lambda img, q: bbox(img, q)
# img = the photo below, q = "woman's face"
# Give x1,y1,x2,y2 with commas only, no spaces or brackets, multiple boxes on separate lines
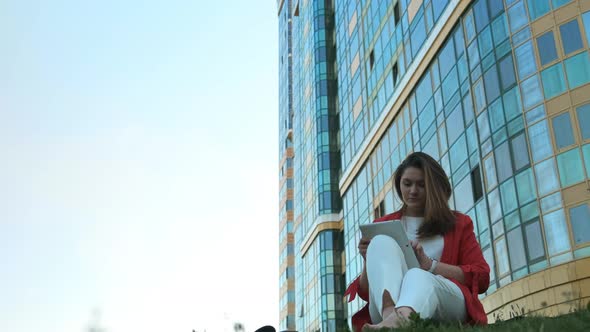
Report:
400,166,426,212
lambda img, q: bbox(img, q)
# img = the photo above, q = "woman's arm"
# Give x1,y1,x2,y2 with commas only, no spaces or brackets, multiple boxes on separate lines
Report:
431,261,464,284
411,240,465,284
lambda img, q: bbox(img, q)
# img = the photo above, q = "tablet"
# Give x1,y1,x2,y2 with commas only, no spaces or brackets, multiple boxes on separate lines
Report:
359,220,420,269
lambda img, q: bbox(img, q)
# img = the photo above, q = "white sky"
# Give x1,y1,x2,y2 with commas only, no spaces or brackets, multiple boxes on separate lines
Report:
0,1,279,331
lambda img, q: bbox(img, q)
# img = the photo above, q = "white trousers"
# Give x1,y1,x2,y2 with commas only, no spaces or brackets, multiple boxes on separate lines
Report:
366,235,466,323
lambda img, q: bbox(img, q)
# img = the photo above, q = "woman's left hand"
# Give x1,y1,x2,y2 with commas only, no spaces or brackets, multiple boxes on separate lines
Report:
410,240,433,271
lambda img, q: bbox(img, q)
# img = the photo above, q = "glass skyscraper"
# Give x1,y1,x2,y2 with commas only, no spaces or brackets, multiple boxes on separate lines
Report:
278,0,590,331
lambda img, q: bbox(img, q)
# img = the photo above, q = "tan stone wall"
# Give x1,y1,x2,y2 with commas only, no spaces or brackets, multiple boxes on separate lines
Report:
482,257,590,322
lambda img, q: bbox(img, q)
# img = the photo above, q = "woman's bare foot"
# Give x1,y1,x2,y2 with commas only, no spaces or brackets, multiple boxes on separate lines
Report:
362,308,403,330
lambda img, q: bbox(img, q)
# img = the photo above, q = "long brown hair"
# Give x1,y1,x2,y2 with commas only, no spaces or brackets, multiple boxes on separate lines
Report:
393,152,455,238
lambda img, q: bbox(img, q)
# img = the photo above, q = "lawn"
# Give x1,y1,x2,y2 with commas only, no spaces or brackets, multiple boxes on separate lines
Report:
373,305,590,331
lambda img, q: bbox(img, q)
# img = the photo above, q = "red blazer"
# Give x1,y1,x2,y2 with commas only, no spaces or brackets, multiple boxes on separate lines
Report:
344,210,490,332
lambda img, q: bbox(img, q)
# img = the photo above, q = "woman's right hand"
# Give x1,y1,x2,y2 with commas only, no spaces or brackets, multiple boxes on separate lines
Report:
358,236,371,260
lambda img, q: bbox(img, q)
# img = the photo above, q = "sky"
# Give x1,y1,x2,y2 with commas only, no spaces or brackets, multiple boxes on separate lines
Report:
0,1,279,331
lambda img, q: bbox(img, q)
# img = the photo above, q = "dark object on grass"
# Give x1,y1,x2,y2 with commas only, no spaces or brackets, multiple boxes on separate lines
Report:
254,326,275,332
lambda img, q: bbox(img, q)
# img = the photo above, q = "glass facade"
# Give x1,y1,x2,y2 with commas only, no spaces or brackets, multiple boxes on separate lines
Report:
278,0,297,330
278,0,590,330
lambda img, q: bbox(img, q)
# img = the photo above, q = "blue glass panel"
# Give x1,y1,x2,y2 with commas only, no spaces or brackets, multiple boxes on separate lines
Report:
447,103,465,145
411,15,427,57
489,98,505,132
560,20,584,55
500,178,518,213
527,0,550,20
478,26,494,58
525,221,545,260
512,27,531,46
492,14,509,46
541,63,567,99
496,141,513,182
507,227,527,270
577,104,590,140
515,41,537,80
536,31,558,66
512,133,530,170
474,0,490,32
499,55,516,90
484,67,501,104
450,135,468,173
552,112,575,149
503,86,522,121
439,39,456,79
528,120,553,162
552,0,572,8
442,67,459,105
543,209,571,255
556,148,585,187
508,1,528,33
564,51,590,89
520,75,543,109
526,104,545,125
570,203,590,245
583,12,590,47
464,10,476,43
516,168,536,205
535,158,560,196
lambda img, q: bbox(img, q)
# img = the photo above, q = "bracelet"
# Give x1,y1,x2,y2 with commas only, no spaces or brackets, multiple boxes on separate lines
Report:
428,259,438,273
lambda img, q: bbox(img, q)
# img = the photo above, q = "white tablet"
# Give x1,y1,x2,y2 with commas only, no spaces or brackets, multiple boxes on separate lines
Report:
359,220,420,269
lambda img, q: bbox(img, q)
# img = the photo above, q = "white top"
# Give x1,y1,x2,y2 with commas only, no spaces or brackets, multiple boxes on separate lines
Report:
401,216,444,261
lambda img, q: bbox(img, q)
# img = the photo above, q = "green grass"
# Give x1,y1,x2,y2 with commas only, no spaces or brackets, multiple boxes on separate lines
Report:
373,306,590,332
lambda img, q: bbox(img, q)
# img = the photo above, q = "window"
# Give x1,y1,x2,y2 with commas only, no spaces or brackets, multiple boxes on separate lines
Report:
559,20,584,55
454,174,474,213
528,120,553,162
507,227,527,270
515,168,536,205
552,112,575,149
536,31,558,66
527,0,550,20
541,191,562,213
553,0,572,8
541,63,566,99
543,209,571,255
583,11,590,46
484,154,498,190
564,51,590,89
471,165,484,202
447,104,464,145
489,188,503,222
524,220,545,261
577,103,590,140
500,178,518,214
499,55,516,90
489,99,505,133
534,158,560,196
392,62,399,88
439,40,456,79
495,141,513,183
515,41,537,80
394,1,401,25
570,203,590,245
473,0,490,32
556,148,584,187
369,49,375,70
484,66,501,104
520,75,543,110
488,0,504,18
511,133,530,170
508,1,528,33
495,237,510,276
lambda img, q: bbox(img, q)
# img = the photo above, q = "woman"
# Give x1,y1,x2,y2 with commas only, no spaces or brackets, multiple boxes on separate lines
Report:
344,152,490,331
